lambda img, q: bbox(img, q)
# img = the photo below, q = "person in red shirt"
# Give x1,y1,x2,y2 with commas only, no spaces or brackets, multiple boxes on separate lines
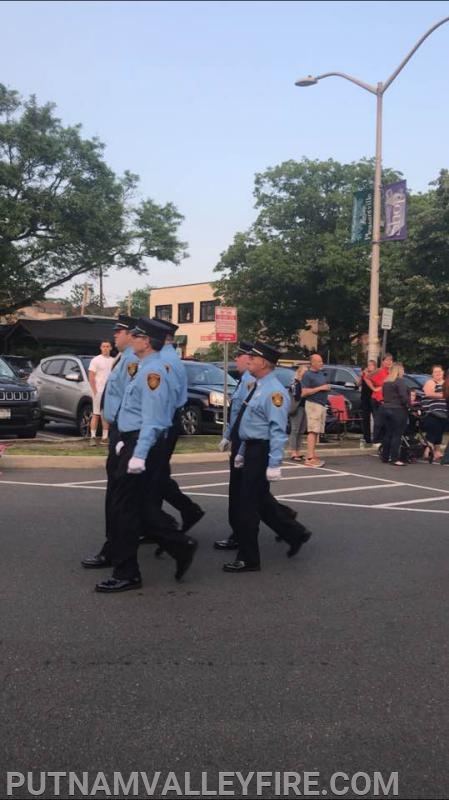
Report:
368,353,393,444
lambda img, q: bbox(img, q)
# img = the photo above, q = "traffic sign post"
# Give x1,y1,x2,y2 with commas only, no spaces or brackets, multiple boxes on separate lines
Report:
215,307,238,430
381,308,393,330
380,307,394,361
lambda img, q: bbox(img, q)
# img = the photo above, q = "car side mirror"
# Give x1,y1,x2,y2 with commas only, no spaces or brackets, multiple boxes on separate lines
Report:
65,371,82,382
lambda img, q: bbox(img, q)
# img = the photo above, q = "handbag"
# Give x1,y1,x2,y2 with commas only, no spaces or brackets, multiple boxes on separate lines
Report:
288,396,301,417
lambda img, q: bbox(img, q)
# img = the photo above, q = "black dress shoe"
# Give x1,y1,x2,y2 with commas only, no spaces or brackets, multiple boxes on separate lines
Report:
287,529,312,558
181,505,205,533
223,559,260,573
81,553,112,569
95,576,142,593
213,538,238,550
175,538,198,581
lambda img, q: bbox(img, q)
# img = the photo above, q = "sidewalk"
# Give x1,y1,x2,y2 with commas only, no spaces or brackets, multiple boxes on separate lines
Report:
0,435,371,469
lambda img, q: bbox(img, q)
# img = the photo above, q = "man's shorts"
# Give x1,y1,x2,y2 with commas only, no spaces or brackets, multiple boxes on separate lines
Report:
92,391,104,415
305,400,327,434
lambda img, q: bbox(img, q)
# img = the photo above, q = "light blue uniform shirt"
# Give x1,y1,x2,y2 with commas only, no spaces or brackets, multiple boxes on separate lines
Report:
224,370,255,439
238,372,289,467
117,352,169,461
103,346,140,424
159,343,188,417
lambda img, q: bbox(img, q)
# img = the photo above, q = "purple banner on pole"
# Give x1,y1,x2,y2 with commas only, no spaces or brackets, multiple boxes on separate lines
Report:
382,180,407,241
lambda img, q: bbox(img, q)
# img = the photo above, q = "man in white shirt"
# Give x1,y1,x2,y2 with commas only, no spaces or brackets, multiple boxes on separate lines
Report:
88,341,113,444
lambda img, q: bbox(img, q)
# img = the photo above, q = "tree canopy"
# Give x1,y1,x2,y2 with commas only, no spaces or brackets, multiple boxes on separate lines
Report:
118,285,153,318
214,158,449,369
0,85,187,315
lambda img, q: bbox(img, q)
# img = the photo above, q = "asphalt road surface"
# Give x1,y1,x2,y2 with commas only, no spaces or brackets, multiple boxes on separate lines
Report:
1,455,449,799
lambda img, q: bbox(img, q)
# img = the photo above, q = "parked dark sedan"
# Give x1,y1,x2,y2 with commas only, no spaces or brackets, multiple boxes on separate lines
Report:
0,356,41,438
178,361,237,435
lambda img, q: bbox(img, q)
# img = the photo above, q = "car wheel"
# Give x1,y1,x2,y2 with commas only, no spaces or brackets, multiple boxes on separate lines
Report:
77,402,92,438
179,405,202,435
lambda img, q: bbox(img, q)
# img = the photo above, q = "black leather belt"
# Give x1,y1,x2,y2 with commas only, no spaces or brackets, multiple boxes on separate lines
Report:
119,430,139,441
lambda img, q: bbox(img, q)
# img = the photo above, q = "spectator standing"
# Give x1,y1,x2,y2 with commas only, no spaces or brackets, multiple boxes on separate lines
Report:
288,364,308,460
381,362,409,466
440,370,449,466
370,353,394,445
301,354,330,468
88,341,113,445
422,365,447,462
359,359,377,446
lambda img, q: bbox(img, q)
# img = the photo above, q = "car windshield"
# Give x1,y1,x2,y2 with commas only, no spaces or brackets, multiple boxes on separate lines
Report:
409,373,430,388
184,362,237,386
0,357,16,379
79,356,93,374
403,375,422,390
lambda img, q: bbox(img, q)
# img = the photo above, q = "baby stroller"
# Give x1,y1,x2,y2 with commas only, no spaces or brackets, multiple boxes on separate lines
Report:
379,401,433,464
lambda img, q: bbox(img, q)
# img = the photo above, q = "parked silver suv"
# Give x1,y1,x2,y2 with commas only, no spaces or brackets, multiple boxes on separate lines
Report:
28,355,94,436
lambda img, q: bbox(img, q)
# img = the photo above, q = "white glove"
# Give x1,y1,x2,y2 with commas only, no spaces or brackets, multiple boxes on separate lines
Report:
127,456,146,474
234,454,244,469
115,440,125,456
218,437,231,452
266,466,282,481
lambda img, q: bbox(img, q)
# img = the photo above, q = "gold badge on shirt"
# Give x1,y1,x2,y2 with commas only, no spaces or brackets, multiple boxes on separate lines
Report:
272,392,284,407
147,373,161,391
127,362,138,377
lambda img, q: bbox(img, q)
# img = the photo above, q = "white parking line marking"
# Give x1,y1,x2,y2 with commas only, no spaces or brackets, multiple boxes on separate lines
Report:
179,481,229,490
278,483,403,499
57,479,107,486
316,466,449,495
375,494,449,508
184,492,227,498
278,498,449,514
0,480,79,488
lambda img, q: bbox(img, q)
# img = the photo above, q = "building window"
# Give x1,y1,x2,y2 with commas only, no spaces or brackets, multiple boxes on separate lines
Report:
200,300,219,322
178,302,194,323
155,305,172,322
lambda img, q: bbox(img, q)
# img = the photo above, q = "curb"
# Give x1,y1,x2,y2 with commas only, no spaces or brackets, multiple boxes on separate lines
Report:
0,448,372,469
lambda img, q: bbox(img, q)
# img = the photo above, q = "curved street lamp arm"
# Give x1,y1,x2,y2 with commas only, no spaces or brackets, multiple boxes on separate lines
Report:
383,15,449,91
314,71,377,95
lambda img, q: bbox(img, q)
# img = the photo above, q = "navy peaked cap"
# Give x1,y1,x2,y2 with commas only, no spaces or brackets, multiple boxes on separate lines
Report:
114,314,138,331
249,341,281,365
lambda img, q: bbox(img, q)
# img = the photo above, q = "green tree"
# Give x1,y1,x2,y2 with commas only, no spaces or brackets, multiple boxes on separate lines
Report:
118,285,153,318
0,84,187,315
214,158,401,361
383,172,449,370
193,342,225,362
64,282,101,311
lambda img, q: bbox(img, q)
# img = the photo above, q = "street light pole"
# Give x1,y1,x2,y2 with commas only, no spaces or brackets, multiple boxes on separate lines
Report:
295,15,449,364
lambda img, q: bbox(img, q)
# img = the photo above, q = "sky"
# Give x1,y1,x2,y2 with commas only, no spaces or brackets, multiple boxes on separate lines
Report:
2,0,449,306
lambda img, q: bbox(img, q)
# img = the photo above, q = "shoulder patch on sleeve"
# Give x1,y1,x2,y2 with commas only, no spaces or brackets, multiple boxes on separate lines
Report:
127,362,139,377
147,372,161,391
272,392,284,408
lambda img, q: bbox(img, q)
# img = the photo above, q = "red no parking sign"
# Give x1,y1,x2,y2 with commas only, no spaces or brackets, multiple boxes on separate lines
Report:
215,307,237,343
